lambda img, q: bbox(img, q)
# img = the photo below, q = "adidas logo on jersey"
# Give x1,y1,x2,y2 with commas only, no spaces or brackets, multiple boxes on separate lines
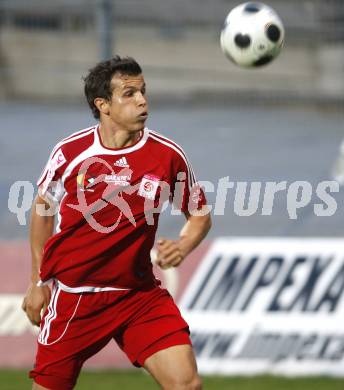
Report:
114,157,129,168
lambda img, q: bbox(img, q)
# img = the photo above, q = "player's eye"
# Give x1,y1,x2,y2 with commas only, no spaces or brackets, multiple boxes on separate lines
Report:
124,90,134,97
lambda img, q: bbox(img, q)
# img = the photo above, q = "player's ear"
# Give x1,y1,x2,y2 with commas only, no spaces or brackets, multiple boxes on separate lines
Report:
94,97,110,116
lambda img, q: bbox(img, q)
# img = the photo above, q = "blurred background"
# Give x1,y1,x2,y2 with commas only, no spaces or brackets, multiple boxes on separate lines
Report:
0,0,344,388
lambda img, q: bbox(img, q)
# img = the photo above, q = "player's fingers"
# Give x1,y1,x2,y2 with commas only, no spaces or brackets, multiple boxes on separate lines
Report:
159,252,183,268
157,245,179,263
170,255,184,267
157,238,177,251
46,289,52,305
159,254,183,270
42,302,48,315
156,245,173,263
25,307,41,327
158,244,179,260
157,240,175,252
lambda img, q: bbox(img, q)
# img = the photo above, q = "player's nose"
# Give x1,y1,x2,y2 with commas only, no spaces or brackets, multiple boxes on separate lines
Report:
136,91,147,107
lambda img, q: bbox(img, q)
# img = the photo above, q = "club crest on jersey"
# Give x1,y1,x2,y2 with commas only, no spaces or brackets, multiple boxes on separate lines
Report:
138,175,160,200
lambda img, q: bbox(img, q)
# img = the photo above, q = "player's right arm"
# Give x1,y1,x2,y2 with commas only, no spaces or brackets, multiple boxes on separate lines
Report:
22,195,55,326
22,145,67,325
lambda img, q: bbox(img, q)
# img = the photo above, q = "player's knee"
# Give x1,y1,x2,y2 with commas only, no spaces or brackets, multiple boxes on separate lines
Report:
169,373,202,390
189,374,202,390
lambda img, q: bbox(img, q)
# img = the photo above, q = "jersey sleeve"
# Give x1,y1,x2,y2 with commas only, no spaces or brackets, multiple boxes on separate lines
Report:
170,149,207,213
37,146,67,203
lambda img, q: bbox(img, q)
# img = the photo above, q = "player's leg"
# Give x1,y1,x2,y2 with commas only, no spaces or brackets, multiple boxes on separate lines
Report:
144,344,202,390
116,287,202,389
29,287,122,390
32,383,49,390
29,286,84,389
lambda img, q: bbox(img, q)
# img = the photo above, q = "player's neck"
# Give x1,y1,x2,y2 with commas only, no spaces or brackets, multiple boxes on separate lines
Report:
98,123,142,149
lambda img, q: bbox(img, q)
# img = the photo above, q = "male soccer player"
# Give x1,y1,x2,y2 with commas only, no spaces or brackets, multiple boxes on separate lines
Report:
22,56,211,390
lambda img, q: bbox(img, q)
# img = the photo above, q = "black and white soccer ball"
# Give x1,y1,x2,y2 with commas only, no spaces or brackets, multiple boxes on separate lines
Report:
220,2,285,68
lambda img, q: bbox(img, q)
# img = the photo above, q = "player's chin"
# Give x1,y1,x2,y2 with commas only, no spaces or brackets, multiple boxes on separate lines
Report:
133,119,147,131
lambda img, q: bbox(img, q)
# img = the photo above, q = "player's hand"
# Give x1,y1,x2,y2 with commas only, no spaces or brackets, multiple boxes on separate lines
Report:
156,238,185,269
22,283,51,327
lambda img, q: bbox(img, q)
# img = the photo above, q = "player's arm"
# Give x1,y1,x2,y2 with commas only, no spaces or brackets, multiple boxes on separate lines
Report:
156,207,212,269
22,194,55,326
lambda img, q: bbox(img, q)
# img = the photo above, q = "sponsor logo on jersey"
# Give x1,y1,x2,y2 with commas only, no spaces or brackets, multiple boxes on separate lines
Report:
104,173,132,186
114,157,129,168
138,174,160,200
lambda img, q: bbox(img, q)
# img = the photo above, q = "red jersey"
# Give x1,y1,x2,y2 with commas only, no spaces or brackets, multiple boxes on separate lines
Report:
37,126,206,291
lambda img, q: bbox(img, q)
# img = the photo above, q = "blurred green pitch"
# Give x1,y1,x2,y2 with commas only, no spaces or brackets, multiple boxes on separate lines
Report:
1,369,344,390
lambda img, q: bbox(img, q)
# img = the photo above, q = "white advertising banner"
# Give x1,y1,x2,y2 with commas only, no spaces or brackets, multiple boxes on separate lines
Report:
180,238,344,377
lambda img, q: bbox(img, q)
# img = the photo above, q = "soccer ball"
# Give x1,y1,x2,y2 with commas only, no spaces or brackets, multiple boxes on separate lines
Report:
220,2,285,68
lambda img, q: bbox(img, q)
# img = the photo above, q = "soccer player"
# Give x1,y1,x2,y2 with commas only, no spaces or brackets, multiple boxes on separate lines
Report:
22,56,211,390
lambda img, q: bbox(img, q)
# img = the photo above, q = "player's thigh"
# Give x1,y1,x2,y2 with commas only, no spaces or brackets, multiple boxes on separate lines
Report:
144,344,202,390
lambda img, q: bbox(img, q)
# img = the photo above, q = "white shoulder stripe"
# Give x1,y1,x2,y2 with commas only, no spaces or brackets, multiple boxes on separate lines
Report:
149,132,196,187
37,127,96,185
149,130,196,184
149,133,196,190
63,125,97,142
51,126,96,157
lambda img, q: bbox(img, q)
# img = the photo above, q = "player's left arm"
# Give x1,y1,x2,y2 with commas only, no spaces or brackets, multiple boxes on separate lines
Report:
156,207,211,269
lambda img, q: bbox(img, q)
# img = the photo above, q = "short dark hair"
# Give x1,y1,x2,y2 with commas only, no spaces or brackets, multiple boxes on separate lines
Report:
83,56,142,119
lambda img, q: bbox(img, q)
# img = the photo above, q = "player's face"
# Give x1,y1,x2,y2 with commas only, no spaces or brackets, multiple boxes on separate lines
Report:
108,73,148,132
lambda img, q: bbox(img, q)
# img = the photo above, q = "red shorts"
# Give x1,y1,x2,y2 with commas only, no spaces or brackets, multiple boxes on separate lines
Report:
29,284,191,390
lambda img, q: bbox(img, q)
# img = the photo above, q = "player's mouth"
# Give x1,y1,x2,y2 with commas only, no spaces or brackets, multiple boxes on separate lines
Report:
137,111,148,121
